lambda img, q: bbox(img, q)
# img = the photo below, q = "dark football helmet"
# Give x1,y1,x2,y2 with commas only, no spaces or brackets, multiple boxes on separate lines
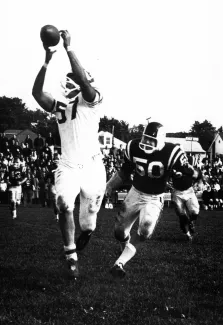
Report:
139,122,166,154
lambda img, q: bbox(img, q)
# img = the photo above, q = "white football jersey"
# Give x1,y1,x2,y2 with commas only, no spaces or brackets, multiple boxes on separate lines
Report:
52,89,103,165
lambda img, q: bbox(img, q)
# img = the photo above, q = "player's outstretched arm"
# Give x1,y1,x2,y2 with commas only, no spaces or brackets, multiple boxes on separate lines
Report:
106,169,130,196
60,30,96,103
32,46,56,113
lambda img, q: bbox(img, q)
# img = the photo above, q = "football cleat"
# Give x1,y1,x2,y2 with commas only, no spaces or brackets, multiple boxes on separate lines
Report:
186,233,193,242
66,258,79,278
76,230,93,251
110,263,126,279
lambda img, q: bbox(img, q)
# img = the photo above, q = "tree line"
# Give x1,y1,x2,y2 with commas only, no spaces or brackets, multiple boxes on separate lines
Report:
0,96,218,150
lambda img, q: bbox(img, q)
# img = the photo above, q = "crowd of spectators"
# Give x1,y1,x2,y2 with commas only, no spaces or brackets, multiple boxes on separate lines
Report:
0,132,58,208
191,154,223,210
1,131,223,211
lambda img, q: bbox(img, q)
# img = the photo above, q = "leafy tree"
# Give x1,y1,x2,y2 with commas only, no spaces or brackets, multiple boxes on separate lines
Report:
128,124,145,140
32,115,60,145
99,116,129,142
190,120,216,136
0,96,28,132
166,132,188,138
190,120,216,151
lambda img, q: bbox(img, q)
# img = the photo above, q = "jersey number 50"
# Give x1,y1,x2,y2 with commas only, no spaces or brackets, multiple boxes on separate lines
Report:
133,157,164,178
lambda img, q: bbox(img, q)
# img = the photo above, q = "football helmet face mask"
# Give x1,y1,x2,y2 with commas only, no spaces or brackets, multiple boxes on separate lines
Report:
139,122,166,154
60,70,94,99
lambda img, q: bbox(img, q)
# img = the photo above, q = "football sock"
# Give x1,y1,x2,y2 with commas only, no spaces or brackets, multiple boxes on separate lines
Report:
12,210,17,218
76,230,93,251
115,242,136,267
64,244,77,261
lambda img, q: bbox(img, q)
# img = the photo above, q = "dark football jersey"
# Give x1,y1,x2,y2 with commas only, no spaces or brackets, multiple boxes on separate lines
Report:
172,174,194,191
7,166,26,186
121,139,187,194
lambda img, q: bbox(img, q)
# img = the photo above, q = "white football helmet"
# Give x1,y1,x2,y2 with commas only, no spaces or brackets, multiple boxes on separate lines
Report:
139,122,166,154
60,70,95,99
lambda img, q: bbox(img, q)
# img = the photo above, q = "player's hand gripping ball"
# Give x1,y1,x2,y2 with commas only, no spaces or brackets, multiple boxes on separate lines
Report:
40,25,60,47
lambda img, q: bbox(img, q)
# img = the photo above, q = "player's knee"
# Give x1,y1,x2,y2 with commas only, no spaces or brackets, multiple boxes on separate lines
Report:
191,206,199,214
139,221,153,239
191,212,199,221
88,196,103,214
57,195,73,213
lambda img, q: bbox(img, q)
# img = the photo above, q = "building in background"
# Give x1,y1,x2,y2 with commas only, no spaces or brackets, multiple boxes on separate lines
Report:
166,136,206,159
4,129,45,145
98,131,126,149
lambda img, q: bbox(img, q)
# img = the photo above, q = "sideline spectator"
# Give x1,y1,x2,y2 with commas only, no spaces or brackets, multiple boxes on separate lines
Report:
42,142,52,160
102,146,110,157
9,135,18,148
0,171,8,204
38,171,47,207
210,184,219,209
202,186,213,210
218,184,223,209
45,132,55,157
24,134,33,149
32,170,39,204
3,141,11,157
23,172,35,207
34,134,44,157
0,134,8,154
117,144,125,163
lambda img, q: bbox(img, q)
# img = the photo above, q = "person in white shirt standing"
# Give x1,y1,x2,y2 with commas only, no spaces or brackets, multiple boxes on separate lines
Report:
32,29,106,278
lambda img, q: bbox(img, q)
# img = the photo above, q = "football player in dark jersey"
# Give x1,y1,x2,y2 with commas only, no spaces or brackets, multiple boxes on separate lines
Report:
106,121,199,279
7,157,27,219
171,165,202,241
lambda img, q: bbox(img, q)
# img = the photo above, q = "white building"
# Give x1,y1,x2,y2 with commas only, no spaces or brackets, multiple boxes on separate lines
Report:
166,137,206,158
207,132,223,160
98,131,126,149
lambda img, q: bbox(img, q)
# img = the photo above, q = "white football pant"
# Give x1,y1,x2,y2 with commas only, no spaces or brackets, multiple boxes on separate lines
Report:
115,186,164,240
55,154,106,231
171,187,200,216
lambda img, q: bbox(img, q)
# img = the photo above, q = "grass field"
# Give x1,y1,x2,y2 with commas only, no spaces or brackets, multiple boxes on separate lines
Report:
0,203,222,325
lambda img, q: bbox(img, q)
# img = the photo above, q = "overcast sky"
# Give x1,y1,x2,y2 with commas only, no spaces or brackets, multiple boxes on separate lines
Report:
1,0,223,132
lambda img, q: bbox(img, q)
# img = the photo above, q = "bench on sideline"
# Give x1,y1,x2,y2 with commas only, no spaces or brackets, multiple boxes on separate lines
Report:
116,191,203,207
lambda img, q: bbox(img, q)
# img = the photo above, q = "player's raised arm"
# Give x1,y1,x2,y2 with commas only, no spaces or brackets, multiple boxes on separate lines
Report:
60,30,96,103
32,45,56,113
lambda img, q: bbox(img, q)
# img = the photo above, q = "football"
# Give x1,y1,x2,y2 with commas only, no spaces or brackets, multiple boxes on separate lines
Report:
40,25,60,47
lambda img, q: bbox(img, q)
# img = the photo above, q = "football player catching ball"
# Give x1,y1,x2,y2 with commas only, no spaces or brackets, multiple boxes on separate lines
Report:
106,121,199,279
32,30,106,278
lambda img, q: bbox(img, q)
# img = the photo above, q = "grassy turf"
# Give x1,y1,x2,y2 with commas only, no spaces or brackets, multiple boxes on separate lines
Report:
0,203,222,325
